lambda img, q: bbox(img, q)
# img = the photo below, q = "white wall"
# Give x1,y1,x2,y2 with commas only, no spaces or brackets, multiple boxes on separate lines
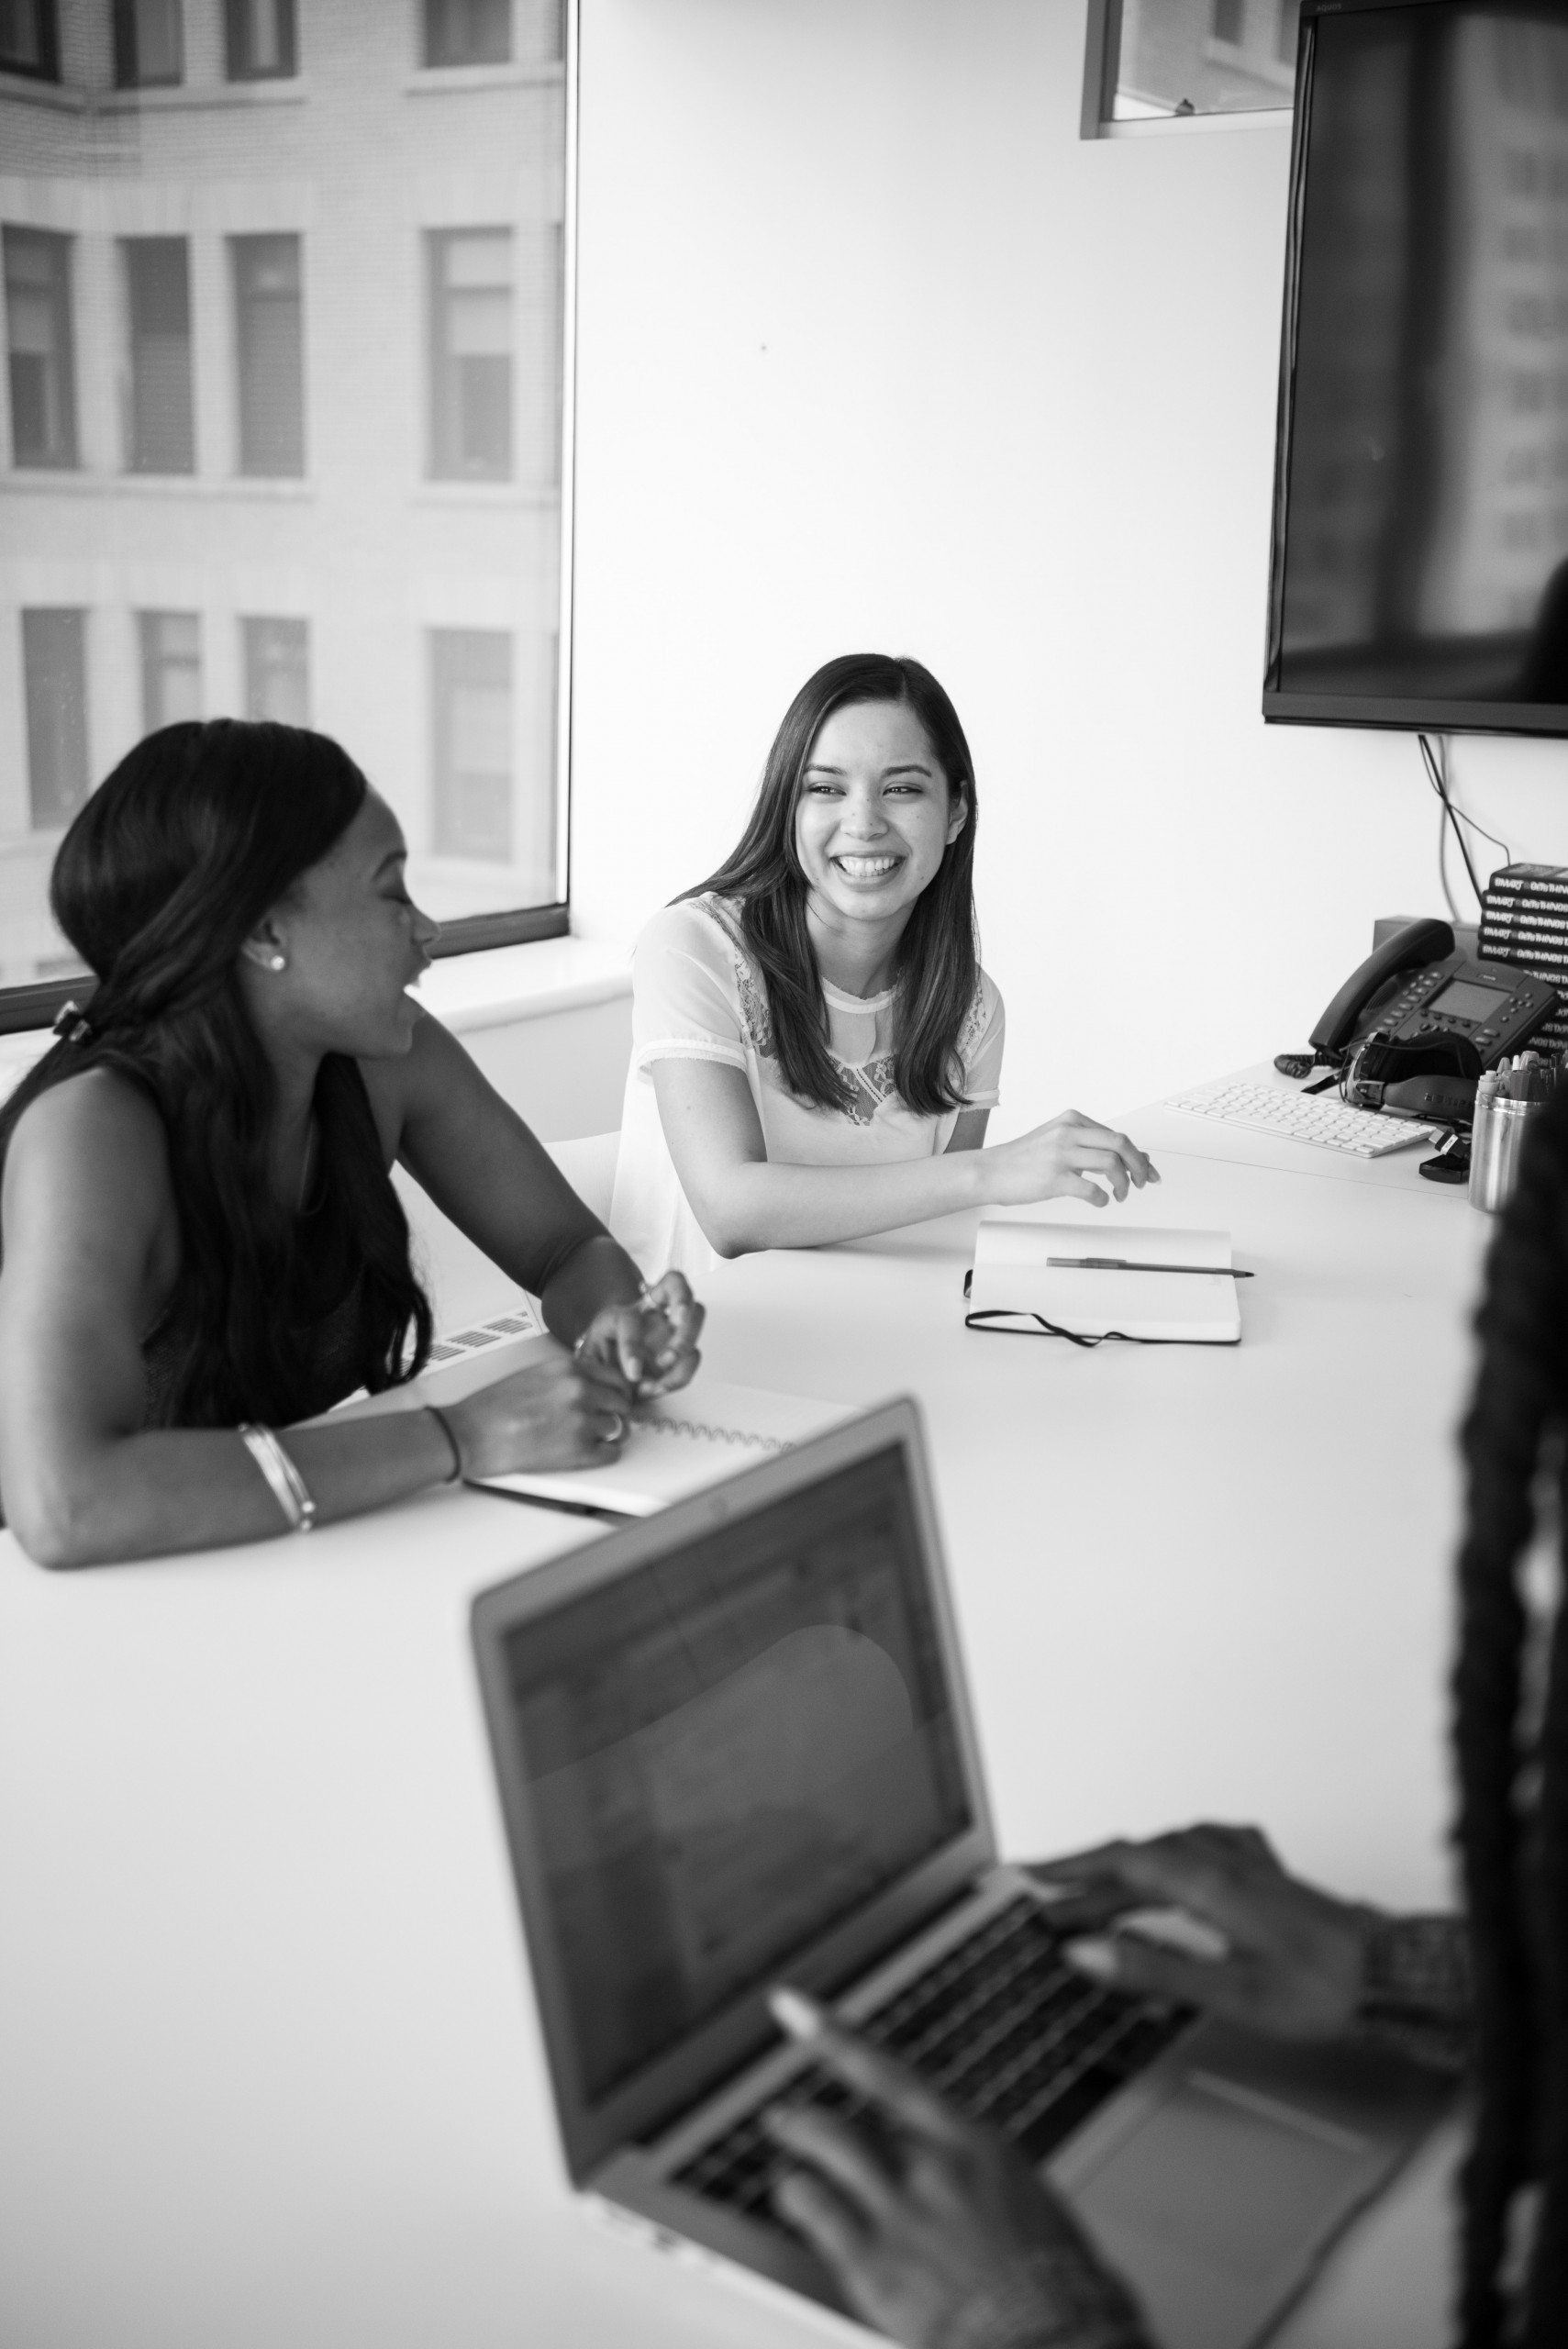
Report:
569,0,1568,1130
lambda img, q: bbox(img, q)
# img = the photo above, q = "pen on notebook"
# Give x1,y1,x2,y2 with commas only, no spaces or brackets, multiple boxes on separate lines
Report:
1043,1257,1254,1277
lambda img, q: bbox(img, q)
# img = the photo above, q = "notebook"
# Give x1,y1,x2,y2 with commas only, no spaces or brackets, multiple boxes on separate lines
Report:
476,1380,852,1518
967,1219,1243,1346
471,1401,1447,2349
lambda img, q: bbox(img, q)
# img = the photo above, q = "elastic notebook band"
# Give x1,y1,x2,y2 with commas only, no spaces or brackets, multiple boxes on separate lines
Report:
238,1423,317,1533
426,1404,465,1483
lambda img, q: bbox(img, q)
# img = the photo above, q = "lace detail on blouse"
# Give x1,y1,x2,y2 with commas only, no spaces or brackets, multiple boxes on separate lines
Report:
694,894,988,1122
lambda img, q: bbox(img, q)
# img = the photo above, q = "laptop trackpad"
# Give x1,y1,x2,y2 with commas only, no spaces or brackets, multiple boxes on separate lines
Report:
1076,2070,1370,2284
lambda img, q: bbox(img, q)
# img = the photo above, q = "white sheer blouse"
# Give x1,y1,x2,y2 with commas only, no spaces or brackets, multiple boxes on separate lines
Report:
609,894,1006,1278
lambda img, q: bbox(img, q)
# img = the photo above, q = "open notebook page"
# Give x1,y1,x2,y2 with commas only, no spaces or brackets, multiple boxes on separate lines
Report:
968,1220,1241,1345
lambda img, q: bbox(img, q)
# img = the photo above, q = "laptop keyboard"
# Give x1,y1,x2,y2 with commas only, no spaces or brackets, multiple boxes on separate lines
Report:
671,1895,1188,2229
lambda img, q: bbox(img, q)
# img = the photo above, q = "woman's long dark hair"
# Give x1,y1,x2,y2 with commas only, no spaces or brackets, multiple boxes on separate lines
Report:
0,719,430,1426
1455,1089,1568,2343
684,654,980,1117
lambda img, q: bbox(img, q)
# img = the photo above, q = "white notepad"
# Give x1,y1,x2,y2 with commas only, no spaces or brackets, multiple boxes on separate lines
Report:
967,1220,1242,1345
478,1380,853,1517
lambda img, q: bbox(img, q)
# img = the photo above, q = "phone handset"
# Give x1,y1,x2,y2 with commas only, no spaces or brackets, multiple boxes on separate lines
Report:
1308,918,1455,1062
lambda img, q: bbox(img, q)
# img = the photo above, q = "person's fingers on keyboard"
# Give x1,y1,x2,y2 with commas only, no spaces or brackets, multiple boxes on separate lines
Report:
766,2104,900,2221
771,2161,867,2266
768,1987,966,2146
1062,1931,1254,2021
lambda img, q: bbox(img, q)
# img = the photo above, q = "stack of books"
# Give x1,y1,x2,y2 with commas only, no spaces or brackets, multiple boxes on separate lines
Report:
1480,863,1568,1059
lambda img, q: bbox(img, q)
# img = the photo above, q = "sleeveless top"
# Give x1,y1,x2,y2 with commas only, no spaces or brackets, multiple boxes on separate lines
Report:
139,1275,370,1430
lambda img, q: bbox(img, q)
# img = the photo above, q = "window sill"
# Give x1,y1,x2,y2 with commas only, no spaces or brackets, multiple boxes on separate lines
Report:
1,471,315,499
415,937,629,1036
412,481,561,509
96,79,309,110
0,940,628,1074
403,61,564,95
1098,107,1291,138
0,69,85,109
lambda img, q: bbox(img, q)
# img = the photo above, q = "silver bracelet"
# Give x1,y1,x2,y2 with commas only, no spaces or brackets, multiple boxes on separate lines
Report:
238,1422,317,1534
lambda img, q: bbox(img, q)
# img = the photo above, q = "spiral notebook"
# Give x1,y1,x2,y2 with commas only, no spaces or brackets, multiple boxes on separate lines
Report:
476,1381,854,1519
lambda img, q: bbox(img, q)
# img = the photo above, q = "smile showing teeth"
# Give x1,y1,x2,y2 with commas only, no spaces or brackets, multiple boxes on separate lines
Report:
834,854,901,878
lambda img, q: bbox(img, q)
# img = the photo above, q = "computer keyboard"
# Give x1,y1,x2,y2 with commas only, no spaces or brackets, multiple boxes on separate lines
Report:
1163,1080,1436,1158
671,1896,1187,2230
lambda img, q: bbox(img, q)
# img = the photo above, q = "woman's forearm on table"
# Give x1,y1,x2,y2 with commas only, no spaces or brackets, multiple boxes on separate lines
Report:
16,1410,457,1568
692,1149,989,1255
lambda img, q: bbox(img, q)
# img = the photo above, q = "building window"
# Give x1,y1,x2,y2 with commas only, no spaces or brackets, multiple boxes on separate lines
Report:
428,230,512,480
124,239,195,473
22,609,88,830
424,0,511,67
242,616,309,723
0,0,59,79
431,630,512,861
231,234,305,476
138,611,202,731
114,0,183,87
1088,0,1301,125
4,227,76,468
225,0,295,80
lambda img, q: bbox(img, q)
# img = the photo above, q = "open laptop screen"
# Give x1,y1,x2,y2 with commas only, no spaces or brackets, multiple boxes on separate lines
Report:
499,1442,973,2107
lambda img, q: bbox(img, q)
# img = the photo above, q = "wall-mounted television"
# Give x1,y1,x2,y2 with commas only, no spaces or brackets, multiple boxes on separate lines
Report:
1265,0,1568,734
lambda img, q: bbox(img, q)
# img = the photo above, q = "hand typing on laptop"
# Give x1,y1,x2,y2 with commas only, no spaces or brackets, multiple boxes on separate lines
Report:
764,1826,1468,2349
1030,1822,1373,2042
764,1988,1153,2349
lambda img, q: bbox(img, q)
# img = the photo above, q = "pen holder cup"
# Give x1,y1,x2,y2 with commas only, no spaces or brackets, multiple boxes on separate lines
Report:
1470,1095,1551,1214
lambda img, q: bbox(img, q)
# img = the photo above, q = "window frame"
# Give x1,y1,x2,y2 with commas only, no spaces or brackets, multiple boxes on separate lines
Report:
1082,0,1301,136
229,230,306,479
223,0,296,83
423,0,513,70
0,0,61,82
4,225,78,470
113,0,184,90
123,235,195,473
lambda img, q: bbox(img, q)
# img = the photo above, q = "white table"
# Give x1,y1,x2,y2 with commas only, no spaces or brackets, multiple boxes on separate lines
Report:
0,1074,1487,2347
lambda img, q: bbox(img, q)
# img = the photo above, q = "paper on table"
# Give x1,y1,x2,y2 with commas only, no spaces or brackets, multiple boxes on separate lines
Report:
967,1220,1242,1345
477,1379,854,1518
293,1304,550,1427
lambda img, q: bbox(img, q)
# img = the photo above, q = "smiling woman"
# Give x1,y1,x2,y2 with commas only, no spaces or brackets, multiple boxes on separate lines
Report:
0,719,703,1568
608,654,1159,1275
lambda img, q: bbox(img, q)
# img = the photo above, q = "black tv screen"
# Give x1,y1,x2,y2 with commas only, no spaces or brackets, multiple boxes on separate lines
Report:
1265,0,1568,733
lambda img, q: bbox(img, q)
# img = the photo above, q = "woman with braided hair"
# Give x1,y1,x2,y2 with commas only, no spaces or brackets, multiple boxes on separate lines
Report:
0,719,702,1566
755,1094,1568,2347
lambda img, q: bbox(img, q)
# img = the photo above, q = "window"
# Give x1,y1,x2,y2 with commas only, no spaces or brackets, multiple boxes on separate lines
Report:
225,0,295,80
0,6,571,1010
124,239,195,473
428,229,512,480
0,0,59,79
431,629,512,861
114,0,183,87
231,234,305,476
1088,0,1302,126
242,615,309,723
5,228,76,467
425,0,511,67
139,611,201,730
22,610,88,830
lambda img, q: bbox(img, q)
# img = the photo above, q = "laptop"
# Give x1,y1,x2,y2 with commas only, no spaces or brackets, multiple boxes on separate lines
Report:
471,1398,1448,2349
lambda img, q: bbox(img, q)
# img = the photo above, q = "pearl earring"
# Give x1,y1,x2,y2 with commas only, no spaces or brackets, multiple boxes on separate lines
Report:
269,953,286,972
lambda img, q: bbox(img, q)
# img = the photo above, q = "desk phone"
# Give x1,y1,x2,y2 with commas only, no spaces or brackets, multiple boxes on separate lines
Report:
1309,917,1557,1070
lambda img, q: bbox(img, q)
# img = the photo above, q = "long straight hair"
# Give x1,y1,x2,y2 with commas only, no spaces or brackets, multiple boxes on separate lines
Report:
684,654,980,1117
1454,1089,1568,2343
0,719,431,1426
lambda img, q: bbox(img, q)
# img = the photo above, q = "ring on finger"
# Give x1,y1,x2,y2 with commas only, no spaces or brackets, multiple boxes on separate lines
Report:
599,1410,626,1446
